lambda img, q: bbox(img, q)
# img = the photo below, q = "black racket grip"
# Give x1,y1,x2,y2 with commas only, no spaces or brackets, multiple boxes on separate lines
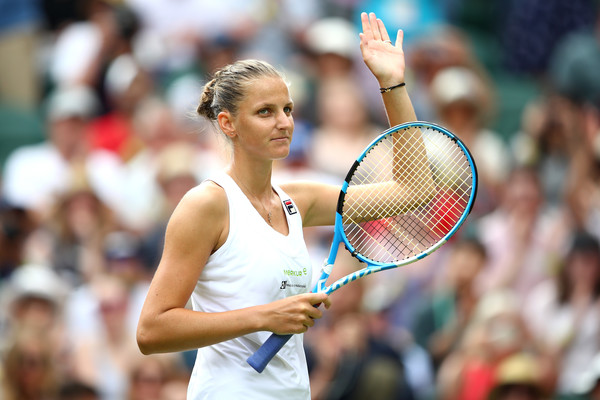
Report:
247,333,292,372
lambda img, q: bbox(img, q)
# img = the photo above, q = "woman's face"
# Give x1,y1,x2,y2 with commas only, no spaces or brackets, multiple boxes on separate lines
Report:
229,76,294,161
568,251,600,287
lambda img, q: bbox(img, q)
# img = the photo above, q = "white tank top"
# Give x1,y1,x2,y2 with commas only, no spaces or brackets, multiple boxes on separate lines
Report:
187,172,313,400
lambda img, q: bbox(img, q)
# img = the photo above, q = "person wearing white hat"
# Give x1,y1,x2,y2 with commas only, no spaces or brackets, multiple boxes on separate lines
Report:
1,85,99,216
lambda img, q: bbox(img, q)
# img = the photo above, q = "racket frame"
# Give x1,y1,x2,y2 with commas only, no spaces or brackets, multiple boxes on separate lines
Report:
316,121,477,295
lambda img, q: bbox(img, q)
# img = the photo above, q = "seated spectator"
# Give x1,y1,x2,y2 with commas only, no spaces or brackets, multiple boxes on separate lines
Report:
429,65,510,216
127,353,188,400
0,199,35,280
487,353,547,400
64,229,150,349
58,380,100,400
1,85,99,218
40,173,116,287
573,352,600,400
523,231,600,396
128,355,169,400
305,251,415,400
0,328,62,400
308,76,385,179
412,238,487,371
0,263,67,360
69,274,141,400
476,166,570,301
436,290,552,400
86,99,192,232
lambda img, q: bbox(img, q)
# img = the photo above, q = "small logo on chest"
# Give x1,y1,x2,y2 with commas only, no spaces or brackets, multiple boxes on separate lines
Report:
283,199,297,215
280,279,307,290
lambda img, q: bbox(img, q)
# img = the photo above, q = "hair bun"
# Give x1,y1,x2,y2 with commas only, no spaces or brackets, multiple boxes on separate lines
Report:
197,78,218,120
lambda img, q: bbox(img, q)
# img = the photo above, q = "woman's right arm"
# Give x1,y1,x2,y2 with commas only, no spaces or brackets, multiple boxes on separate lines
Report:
136,182,328,355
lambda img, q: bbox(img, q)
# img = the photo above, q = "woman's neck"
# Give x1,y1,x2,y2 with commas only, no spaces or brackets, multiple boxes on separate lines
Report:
226,159,274,199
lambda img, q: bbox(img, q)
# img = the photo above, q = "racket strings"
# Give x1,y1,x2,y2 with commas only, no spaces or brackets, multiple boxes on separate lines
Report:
353,128,433,205
351,127,467,216
348,131,431,220
342,126,473,263
409,134,471,228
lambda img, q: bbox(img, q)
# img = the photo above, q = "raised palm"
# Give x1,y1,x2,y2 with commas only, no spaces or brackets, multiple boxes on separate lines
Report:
359,12,406,87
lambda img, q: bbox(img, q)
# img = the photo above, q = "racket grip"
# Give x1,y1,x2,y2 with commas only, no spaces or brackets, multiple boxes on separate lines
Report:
247,333,292,373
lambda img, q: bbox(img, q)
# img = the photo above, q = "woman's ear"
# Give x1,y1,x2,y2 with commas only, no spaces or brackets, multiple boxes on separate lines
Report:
217,111,236,139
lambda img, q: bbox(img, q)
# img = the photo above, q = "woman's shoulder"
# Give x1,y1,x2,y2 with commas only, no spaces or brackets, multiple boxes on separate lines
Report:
164,180,230,251
171,181,228,224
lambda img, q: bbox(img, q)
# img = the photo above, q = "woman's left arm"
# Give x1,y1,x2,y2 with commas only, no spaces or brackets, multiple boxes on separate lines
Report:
286,13,419,227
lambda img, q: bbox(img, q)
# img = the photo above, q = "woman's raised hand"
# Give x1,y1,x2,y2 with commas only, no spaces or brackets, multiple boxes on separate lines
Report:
359,12,406,88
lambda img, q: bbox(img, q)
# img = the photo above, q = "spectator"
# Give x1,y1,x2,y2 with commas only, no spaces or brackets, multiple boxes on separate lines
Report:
124,0,266,75
1,85,99,217
39,173,116,287
510,97,580,207
139,142,201,271
405,25,486,121
0,199,35,279
486,353,547,400
574,352,600,400
69,274,141,400
58,380,100,400
64,229,150,348
303,17,359,80
128,355,172,400
300,17,372,123
523,231,600,396
0,263,67,360
307,76,385,179
0,328,62,400
476,166,570,301
429,65,510,215
436,290,551,400
306,251,415,400
412,238,487,371
87,99,189,232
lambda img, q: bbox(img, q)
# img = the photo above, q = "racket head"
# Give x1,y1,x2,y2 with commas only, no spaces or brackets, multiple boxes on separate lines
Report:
335,121,477,270
248,121,478,372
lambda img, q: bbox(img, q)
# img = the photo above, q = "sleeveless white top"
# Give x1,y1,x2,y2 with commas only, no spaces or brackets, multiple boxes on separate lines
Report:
187,173,313,400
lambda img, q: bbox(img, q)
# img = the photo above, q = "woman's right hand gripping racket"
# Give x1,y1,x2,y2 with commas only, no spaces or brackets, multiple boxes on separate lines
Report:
247,121,478,373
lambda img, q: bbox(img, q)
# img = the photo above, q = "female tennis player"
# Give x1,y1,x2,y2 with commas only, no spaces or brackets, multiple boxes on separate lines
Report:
136,12,417,399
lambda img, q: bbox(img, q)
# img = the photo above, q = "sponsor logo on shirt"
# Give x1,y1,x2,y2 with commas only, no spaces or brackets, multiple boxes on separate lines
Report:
283,199,297,215
280,280,307,290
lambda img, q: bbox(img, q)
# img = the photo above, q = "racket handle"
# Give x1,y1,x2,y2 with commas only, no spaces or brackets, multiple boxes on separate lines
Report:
247,333,292,373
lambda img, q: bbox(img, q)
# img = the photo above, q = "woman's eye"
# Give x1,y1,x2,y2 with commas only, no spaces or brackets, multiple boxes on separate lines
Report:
284,106,293,114
258,108,270,115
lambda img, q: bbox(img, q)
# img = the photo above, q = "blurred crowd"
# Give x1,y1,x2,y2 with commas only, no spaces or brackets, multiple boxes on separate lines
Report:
1,0,600,399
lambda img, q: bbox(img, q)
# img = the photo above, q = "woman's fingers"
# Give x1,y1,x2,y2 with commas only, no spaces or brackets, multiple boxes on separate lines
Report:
360,12,373,41
376,16,391,43
369,12,382,41
361,12,395,46
395,28,404,49
267,292,331,334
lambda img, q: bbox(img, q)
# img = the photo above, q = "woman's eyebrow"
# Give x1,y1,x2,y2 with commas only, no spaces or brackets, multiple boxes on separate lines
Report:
255,101,294,108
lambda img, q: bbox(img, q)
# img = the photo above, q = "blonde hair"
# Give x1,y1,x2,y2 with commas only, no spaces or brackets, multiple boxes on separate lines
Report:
197,59,285,121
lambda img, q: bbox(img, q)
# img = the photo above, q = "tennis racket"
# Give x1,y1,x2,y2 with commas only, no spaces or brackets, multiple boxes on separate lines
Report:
247,121,477,373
